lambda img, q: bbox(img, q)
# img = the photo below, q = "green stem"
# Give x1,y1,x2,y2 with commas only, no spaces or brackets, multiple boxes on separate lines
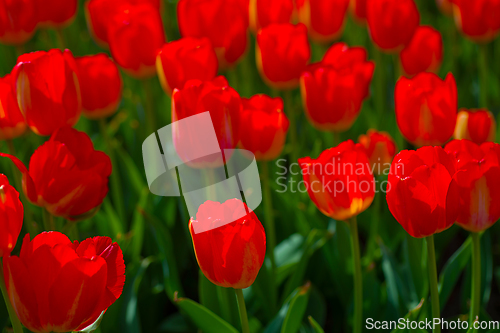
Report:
235,289,250,333
478,44,488,108
0,259,24,333
42,208,55,231
469,232,481,330
142,79,157,134
55,28,65,49
426,235,441,333
373,47,385,128
332,131,340,147
284,90,298,164
216,286,232,325
348,216,362,333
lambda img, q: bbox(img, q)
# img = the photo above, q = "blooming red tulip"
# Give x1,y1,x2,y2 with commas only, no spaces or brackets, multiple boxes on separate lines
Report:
189,199,265,289
445,140,500,232
0,0,37,45
239,95,289,161
1,127,111,221
300,43,374,132
249,0,293,32
454,108,496,144
366,0,420,52
395,72,457,147
451,0,500,42
156,37,218,96
386,146,459,238
107,3,166,78
299,140,375,221
358,129,397,176
0,174,23,258
3,232,125,333
11,49,82,136
178,0,249,69
296,0,350,42
257,23,310,89
400,26,443,77
0,74,26,140
350,0,368,23
75,54,122,120
35,0,78,27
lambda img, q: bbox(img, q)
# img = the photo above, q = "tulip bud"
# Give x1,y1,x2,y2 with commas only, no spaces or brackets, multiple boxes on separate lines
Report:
454,108,496,145
400,26,443,77
451,0,500,42
0,0,37,45
358,130,397,176
34,0,78,27
249,0,294,32
0,174,23,258
0,74,26,140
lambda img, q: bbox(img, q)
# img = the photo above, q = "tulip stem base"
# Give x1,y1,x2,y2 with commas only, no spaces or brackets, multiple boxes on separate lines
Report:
43,208,56,231
235,289,250,333
426,235,441,333
470,232,481,330
349,216,363,333
0,259,24,333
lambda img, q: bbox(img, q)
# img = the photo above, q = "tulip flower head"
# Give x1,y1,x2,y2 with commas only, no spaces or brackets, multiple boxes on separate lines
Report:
350,0,368,24
0,0,37,45
0,74,26,140
451,0,500,42
454,108,496,145
35,0,78,27
358,130,397,176
400,25,443,77
0,174,23,258
249,0,294,32
3,232,125,332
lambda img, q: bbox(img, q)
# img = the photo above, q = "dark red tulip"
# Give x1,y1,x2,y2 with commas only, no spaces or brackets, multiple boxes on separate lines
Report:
75,54,122,119
366,0,420,52
0,74,27,140
178,0,249,69
239,94,289,161
350,0,368,23
257,23,310,89
0,174,23,258
156,37,218,96
296,0,350,42
358,129,397,176
445,140,500,232
395,72,457,147
3,232,125,333
0,0,37,45
249,0,294,32
387,146,459,238
451,0,500,42
454,108,496,144
400,25,443,77
300,43,374,132
35,0,78,27
1,127,112,221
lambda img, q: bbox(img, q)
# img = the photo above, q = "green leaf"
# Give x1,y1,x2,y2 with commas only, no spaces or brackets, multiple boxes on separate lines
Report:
390,299,424,333
128,188,149,263
308,316,325,333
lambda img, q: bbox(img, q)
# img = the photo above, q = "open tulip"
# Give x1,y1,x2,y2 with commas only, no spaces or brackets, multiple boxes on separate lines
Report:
350,0,368,24
395,72,457,147
400,26,443,77
451,0,500,42
11,49,82,136
454,108,496,144
1,127,112,220
3,231,125,333
296,0,350,42
156,37,218,96
0,0,37,45
189,199,266,289
249,0,294,32
358,130,397,176
0,74,26,140
35,0,78,27
0,174,23,258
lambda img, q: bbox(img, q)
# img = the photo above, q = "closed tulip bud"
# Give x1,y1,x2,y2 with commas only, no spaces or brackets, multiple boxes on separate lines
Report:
358,130,397,176
299,140,375,221
249,0,293,32
107,3,166,78
400,26,443,77
386,146,459,238
395,72,457,147
0,74,27,140
454,109,496,144
3,232,125,333
1,127,112,221
350,0,368,24
75,54,122,119
12,49,82,136
0,174,23,258
189,199,266,289
239,95,289,161
257,23,310,89
178,0,249,69
300,43,374,132
451,0,500,42
156,37,218,96
366,0,420,52
0,0,37,45
296,0,350,43
445,140,500,232
35,0,78,28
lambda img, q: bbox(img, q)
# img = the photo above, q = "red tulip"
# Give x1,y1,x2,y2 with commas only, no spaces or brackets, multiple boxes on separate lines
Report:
400,26,443,77
300,43,374,132
445,140,500,232
454,108,496,144
249,0,294,32
156,37,218,96
75,54,122,119
298,140,375,221
358,129,397,176
451,0,500,42
296,0,350,43
3,232,125,333
366,0,420,52
257,23,310,89
350,0,368,23
239,95,289,161
386,146,459,238
35,0,78,27
395,72,457,147
107,3,166,78
0,174,23,258
189,199,265,289
11,49,82,136
1,127,112,220
0,74,27,140
178,0,249,69
0,0,37,45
